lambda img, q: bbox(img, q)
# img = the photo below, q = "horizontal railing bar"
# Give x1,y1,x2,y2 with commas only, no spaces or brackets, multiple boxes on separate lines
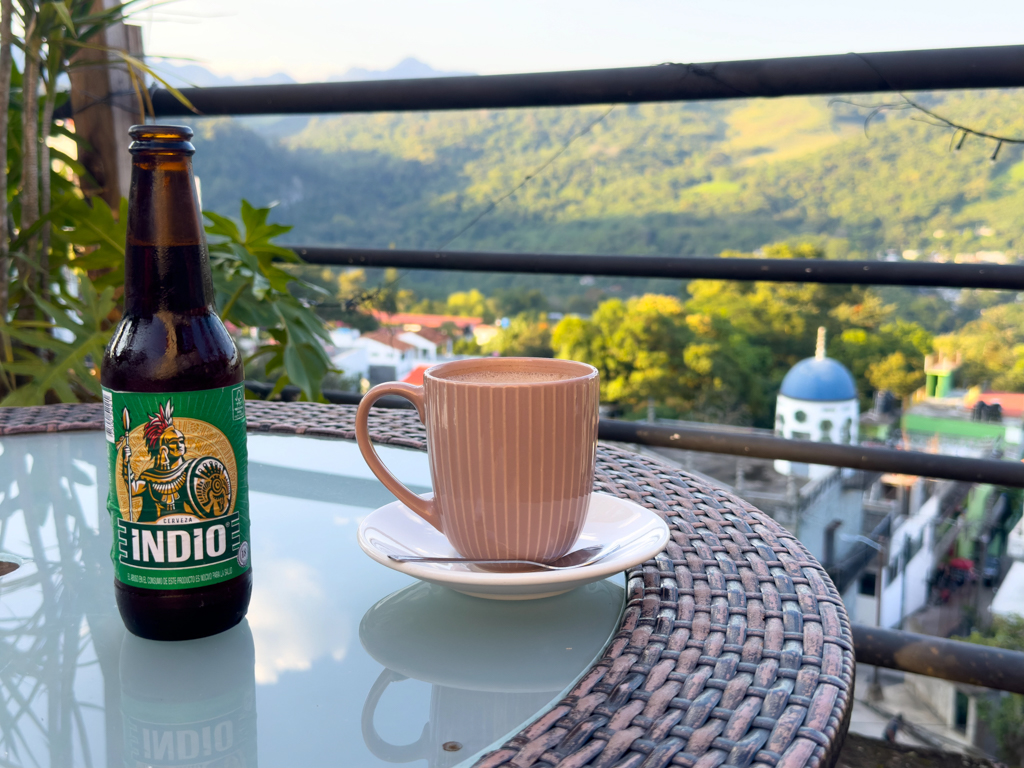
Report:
244,382,1024,487
291,246,1024,290
245,380,411,409
852,624,1024,694
600,420,1024,486
108,45,1024,119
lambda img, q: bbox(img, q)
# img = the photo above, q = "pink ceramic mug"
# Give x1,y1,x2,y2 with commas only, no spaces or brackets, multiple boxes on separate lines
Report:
355,357,600,563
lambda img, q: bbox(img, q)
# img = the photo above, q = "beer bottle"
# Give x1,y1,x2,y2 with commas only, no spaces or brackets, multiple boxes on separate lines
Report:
102,125,252,641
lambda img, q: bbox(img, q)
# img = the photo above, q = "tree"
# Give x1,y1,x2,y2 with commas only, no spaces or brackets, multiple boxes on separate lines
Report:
446,289,495,322
866,351,924,401
685,244,863,388
492,287,548,318
956,616,1024,765
550,242,936,424
484,314,553,357
683,243,935,420
553,294,689,406
935,303,1024,391
553,292,769,421
832,313,933,404
679,310,770,423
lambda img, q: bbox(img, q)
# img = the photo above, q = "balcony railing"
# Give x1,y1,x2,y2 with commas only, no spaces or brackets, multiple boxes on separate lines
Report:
58,44,1024,117
61,44,1024,701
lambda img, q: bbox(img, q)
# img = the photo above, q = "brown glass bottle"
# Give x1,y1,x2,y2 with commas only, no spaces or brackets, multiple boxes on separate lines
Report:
102,125,252,641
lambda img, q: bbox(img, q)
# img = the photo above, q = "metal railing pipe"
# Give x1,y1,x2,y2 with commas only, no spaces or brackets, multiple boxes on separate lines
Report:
290,245,1024,291
852,624,1024,694
244,382,1024,487
599,420,1024,487
122,45,1024,118
244,380,414,410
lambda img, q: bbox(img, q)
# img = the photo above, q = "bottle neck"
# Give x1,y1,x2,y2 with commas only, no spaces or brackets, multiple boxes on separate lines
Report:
123,153,215,316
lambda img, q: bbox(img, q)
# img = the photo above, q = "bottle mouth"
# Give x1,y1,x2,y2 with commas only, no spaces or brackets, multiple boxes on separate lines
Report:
129,124,195,155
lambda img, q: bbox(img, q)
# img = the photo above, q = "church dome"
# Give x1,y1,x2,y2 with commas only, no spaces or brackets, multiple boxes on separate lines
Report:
774,328,860,478
780,356,857,402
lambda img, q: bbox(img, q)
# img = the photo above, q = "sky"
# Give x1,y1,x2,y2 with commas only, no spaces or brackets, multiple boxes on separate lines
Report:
140,0,1024,82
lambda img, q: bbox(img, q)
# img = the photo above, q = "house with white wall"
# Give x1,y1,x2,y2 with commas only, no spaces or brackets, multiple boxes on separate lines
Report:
403,326,454,357
879,481,945,628
331,346,369,382
354,329,419,384
397,331,438,364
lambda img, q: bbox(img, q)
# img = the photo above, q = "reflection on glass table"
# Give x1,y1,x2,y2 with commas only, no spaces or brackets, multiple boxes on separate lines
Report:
0,431,626,767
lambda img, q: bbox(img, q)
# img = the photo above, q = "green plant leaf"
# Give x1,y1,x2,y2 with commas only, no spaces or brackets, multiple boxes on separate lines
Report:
52,1,77,36
53,194,127,285
204,210,243,242
0,277,115,406
8,196,73,251
204,201,330,400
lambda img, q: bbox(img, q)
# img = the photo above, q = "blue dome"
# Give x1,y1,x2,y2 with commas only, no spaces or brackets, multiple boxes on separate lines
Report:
780,357,857,402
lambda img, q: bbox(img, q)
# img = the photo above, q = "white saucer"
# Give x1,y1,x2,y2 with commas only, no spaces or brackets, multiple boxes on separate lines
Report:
357,492,670,600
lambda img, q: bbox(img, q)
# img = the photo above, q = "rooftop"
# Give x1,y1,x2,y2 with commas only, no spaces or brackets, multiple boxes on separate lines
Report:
963,390,1024,418
404,327,449,346
402,364,432,385
780,357,858,402
779,327,858,402
361,329,415,351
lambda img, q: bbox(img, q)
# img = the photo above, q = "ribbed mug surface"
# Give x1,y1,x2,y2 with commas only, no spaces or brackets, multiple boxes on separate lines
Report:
423,358,599,562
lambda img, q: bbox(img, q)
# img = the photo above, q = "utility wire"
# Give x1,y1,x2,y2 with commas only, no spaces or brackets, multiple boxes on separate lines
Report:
436,104,617,250
832,53,1024,157
354,104,619,320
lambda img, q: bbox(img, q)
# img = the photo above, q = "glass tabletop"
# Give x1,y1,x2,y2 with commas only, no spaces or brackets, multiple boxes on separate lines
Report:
0,430,625,768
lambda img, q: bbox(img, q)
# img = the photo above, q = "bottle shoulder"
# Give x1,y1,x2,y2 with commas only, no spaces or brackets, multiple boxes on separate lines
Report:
101,311,243,392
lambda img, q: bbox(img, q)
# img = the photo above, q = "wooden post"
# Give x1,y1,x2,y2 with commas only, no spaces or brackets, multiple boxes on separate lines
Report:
67,0,143,211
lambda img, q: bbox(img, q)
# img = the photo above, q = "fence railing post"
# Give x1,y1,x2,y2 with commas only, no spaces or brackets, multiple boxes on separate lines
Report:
67,0,143,210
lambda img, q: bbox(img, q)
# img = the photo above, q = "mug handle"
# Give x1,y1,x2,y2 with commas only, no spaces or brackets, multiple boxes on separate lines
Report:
361,668,430,763
356,382,442,532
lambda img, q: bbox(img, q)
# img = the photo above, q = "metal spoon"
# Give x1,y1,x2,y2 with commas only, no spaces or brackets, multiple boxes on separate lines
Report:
385,543,620,570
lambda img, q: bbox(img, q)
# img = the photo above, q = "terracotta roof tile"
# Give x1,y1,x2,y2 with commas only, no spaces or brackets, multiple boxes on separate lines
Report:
361,329,415,351
406,327,448,346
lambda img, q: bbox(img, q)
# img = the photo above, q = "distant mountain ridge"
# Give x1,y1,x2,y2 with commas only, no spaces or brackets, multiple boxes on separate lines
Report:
337,57,473,82
152,57,473,89
188,87,1023,305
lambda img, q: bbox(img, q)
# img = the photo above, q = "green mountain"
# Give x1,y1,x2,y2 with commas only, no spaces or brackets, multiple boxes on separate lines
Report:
189,90,1024,301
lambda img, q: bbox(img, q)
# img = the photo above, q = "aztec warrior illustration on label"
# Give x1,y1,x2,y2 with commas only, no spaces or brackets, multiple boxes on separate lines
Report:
104,384,251,591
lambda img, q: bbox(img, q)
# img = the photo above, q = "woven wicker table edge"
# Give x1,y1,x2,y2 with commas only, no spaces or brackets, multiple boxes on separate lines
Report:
0,401,854,768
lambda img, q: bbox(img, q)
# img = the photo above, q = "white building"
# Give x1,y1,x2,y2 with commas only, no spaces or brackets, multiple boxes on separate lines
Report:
330,346,369,381
402,326,454,357
878,481,945,628
774,328,859,480
323,326,370,382
354,329,420,385
329,326,361,348
326,325,455,386
398,331,438,364
991,560,1024,620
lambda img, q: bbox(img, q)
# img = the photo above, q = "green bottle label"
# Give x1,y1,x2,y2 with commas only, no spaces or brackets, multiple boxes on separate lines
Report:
103,384,251,590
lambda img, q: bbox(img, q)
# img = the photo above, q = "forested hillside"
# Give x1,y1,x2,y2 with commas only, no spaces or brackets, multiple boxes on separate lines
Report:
184,89,1023,421
191,89,1024,262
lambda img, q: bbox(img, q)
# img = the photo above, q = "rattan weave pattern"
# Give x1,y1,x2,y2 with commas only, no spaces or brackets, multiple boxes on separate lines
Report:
0,402,853,768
